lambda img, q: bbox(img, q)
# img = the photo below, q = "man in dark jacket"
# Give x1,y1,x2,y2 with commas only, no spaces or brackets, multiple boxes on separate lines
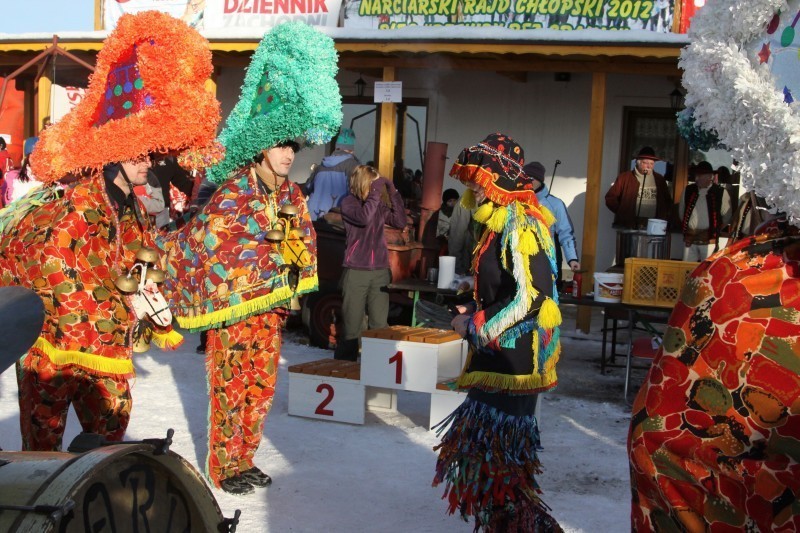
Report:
679,161,731,261
304,127,360,221
605,146,673,229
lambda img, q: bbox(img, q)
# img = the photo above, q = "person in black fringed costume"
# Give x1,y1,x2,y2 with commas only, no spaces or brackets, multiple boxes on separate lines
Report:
433,133,563,532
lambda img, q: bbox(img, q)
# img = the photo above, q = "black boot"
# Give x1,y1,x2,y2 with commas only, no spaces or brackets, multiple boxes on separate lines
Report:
220,475,254,495
240,466,272,488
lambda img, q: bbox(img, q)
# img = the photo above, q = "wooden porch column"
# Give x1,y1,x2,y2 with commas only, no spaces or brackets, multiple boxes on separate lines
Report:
36,73,52,134
204,67,218,96
577,71,607,333
377,66,396,179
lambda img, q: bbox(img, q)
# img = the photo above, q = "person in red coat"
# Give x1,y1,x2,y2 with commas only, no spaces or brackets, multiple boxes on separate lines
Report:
605,146,673,230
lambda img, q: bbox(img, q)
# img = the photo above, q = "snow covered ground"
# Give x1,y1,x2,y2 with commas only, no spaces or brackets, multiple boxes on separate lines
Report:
0,308,639,532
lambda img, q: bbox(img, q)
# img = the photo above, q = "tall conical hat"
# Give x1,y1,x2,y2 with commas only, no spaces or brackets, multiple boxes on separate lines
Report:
31,11,220,184
206,21,342,184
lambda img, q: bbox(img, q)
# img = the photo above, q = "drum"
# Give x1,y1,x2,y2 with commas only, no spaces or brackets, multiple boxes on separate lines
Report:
0,443,231,532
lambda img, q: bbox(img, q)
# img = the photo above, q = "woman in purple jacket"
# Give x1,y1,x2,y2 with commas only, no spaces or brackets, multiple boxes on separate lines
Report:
334,165,407,360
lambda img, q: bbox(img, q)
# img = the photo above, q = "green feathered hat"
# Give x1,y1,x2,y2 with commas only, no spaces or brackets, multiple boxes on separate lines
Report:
206,22,342,184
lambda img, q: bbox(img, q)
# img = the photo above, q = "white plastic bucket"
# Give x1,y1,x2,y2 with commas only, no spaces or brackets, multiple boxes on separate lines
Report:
646,218,668,235
594,272,624,303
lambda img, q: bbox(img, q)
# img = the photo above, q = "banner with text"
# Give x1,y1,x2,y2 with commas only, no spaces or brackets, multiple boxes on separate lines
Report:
103,0,342,30
341,0,675,32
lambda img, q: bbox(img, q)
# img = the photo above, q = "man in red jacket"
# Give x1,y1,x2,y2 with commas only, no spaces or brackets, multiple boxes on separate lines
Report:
605,146,673,229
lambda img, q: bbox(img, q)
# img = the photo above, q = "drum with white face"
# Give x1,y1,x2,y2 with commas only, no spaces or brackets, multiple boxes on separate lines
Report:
0,443,232,532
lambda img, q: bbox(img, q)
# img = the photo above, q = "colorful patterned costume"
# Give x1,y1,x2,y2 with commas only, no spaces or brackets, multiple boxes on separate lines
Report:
0,177,157,449
0,12,219,451
629,223,800,531
159,168,317,486
157,21,340,492
433,133,563,532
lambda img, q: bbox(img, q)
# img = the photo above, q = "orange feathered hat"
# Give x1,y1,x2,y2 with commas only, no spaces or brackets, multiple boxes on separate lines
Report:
31,11,220,184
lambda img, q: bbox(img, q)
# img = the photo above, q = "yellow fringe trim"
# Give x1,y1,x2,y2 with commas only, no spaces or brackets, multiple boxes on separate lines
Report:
486,206,507,233
457,366,558,393
460,189,476,209
538,298,562,329
152,328,184,350
32,337,134,376
473,202,494,224
176,275,318,331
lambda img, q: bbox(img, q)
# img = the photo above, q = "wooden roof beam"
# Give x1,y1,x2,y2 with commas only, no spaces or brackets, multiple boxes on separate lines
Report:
338,55,680,76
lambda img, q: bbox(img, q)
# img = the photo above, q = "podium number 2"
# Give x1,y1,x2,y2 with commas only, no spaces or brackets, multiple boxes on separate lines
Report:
315,383,334,416
389,351,403,384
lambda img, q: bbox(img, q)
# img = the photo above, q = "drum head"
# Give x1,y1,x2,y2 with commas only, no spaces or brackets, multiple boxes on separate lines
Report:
0,444,224,532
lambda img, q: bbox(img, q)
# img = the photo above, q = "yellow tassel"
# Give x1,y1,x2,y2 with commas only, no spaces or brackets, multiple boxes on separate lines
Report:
152,328,184,350
474,202,494,224
486,206,507,232
519,230,538,255
461,189,476,209
537,298,562,329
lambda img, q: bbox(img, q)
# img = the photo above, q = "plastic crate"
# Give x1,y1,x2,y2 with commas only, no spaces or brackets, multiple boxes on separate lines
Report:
622,258,699,308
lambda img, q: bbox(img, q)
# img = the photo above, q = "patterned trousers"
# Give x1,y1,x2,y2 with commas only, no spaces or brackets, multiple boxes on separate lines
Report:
206,311,283,486
16,351,132,451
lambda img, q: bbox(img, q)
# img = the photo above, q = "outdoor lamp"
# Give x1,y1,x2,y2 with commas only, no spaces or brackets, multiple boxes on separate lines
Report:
670,87,685,112
355,75,366,97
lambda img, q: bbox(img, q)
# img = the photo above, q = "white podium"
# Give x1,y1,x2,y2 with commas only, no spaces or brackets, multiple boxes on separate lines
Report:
288,326,468,429
360,326,465,393
288,359,365,425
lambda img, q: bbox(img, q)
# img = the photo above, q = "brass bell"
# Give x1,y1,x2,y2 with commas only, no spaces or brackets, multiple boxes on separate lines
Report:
289,228,305,240
265,229,285,242
278,204,300,218
133,329,152,353
145,268,166,284
136,247,159,264
115,274,139,293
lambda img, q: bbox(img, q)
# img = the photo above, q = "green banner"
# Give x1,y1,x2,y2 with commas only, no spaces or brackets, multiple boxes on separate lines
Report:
343,0,674,31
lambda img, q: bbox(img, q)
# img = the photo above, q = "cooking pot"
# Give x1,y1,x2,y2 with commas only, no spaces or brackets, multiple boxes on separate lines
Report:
615,229,668,266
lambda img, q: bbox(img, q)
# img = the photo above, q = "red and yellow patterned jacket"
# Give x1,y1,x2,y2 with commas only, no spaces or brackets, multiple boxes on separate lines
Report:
158,166,318,331
0,174,156,378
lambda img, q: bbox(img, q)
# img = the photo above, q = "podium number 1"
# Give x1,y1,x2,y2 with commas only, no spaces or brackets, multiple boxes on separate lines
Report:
389,351,403,384
315,383,334,416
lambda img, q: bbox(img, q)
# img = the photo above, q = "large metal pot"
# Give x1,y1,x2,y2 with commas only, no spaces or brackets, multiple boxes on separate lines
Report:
615,229,668,266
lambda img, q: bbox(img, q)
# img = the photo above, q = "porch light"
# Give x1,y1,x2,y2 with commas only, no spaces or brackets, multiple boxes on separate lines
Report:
670,87,685,112
355,75,366,97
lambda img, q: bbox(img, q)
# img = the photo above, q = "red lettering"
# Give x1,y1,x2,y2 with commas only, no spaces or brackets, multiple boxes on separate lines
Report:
314,0,328,12
260,0,272,12
389,351,403,385
224,0,238,13
275,0,288,12
314,383,335,416
292,0,305,12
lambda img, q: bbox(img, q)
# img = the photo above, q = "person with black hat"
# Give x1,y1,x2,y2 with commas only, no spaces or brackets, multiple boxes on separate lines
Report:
435,188,460,244
604,146,673,229
435,133,563,531
524,160,580,288
679,160,732,261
